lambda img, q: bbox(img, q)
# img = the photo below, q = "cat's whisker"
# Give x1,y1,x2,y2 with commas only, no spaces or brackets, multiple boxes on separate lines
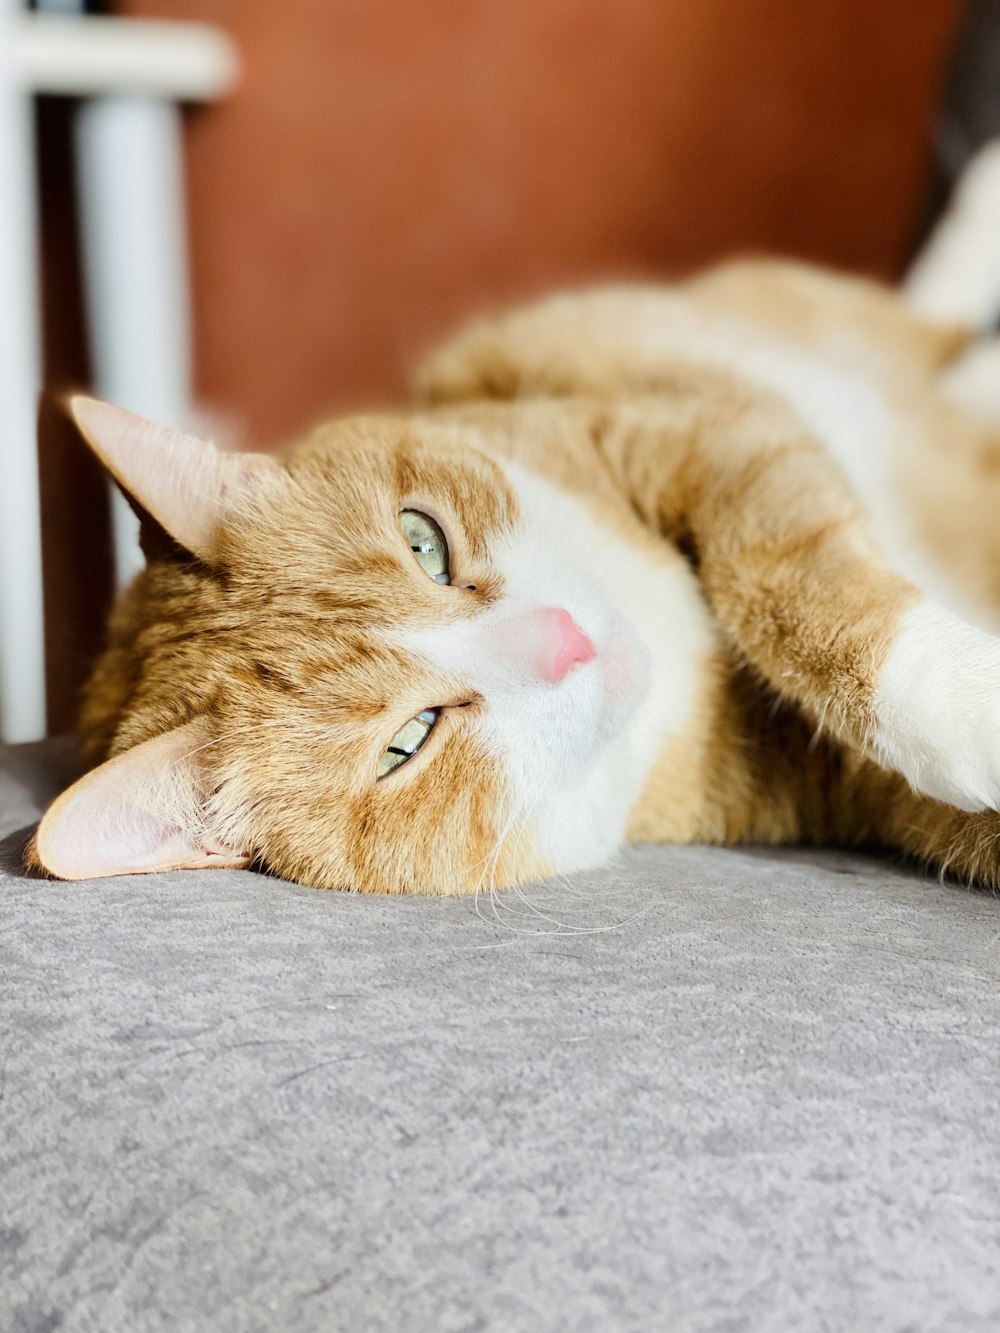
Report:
472,784,545,932
496,805,555,924
482,786,594,936
466,783,535,878
497,843,656,935
492,795,595,927
508,857,654,936
474,789,529,928
506,873,597,932
492,787,543,889
487,789,539,909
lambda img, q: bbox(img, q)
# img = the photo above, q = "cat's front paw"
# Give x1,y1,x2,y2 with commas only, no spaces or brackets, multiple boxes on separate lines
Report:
873,604,1000,812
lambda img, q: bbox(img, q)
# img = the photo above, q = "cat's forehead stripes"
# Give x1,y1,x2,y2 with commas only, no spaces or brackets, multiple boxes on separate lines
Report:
253,417,519,614
287,415,518,533
392,426,519,562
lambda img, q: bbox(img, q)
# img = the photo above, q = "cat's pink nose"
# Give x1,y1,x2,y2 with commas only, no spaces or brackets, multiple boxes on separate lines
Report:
536,607,596,683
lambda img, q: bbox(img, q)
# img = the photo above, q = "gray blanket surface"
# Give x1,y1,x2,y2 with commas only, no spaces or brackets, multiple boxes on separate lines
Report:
3,741,999,1332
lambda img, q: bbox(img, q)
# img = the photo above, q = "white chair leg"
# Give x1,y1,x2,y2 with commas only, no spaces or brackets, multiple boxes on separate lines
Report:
74,95,193,587
0,0,47,745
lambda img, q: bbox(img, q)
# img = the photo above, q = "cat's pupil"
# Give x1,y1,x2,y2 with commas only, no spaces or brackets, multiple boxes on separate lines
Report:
400,510,449,583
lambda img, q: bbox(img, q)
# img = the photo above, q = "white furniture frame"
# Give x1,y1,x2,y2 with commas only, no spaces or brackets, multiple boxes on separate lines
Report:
0,6,236,743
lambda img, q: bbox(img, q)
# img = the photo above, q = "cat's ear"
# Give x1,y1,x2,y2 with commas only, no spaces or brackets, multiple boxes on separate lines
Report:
69,395,281,561
28,723,252,881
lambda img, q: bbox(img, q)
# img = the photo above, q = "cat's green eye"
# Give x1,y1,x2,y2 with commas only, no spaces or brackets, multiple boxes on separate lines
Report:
377,708,439,779
401,509,449,583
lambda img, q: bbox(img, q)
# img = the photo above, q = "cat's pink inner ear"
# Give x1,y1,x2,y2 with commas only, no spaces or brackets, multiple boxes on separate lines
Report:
69,395,280,561
34,724,252,881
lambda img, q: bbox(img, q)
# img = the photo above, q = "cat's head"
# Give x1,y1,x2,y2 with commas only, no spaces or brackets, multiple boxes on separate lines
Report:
30,396,711,892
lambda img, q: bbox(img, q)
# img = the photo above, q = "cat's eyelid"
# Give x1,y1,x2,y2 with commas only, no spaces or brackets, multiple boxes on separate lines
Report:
398,500,451,540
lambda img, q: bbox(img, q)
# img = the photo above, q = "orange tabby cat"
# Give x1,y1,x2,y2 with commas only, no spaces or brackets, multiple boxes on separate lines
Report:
28,142,1000,894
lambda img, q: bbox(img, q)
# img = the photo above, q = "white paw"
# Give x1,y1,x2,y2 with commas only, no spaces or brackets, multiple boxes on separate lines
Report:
954,138,1000,215
872,604,1000,812
941,340,1000,422
904,139,1000,331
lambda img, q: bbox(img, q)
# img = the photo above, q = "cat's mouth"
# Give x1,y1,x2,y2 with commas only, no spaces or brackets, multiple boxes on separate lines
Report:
591,610,650,741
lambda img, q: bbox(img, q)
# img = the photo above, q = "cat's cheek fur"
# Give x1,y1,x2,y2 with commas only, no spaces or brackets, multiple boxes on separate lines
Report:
872,602,1000,812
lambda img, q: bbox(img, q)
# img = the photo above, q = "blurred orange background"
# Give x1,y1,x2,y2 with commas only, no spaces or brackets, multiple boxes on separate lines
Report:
119,0,961,443
39,0,962,727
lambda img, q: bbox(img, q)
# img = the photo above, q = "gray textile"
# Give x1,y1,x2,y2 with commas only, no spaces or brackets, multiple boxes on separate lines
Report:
2,742,1000,1333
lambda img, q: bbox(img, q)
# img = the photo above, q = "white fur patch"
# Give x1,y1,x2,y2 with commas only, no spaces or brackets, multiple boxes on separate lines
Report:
940,339,1000,423
904,139,1000,332
402,455,718,874
873,603,1000,811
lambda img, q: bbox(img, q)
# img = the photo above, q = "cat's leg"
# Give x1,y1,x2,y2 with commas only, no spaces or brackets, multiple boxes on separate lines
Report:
833,751,1000,890
598,388,1000,814
904,139,1000,334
